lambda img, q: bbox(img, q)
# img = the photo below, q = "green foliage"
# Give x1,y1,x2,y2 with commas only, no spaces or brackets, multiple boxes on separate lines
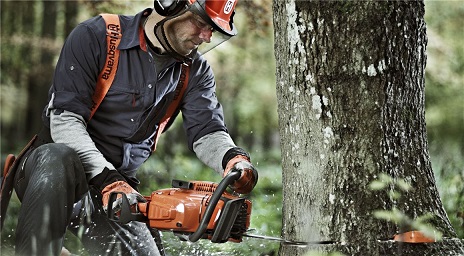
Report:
429,142,464,238
369,173,411,201
369,173,443,241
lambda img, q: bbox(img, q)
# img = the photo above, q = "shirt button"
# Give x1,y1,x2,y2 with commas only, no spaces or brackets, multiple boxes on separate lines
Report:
130,118,134,122
148,84,153,89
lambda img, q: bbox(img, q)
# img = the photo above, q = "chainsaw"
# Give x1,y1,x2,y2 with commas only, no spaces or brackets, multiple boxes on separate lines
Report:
106,166,435,247
107,169,335,246
107,169,252,243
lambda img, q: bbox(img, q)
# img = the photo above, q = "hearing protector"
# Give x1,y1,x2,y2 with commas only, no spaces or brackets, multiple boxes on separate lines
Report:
154,0,189,16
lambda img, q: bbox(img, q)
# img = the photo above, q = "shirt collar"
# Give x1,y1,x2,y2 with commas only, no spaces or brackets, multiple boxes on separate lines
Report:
118,8,183,66
118,8,153,50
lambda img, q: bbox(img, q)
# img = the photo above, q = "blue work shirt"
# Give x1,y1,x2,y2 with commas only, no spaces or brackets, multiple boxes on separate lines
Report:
43,9,228,178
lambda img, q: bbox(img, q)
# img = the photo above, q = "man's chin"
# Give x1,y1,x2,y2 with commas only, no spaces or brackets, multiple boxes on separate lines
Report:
180,48,196,56
173,44,198,58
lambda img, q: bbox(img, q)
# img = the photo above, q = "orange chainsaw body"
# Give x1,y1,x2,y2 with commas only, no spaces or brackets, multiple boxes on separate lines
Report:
137,180,252,243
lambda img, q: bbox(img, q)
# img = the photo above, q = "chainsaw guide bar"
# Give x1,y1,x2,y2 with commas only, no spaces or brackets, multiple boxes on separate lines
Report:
243,232,336,246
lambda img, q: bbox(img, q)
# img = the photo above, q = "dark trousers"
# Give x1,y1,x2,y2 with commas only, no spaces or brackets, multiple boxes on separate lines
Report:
13,143,161,256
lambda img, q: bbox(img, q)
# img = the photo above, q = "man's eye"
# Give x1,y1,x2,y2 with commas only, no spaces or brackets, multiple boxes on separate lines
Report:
192,16,213,31
196,20,207,28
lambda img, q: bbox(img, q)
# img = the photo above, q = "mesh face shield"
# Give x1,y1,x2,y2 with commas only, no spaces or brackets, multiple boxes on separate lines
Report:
196,29,232,56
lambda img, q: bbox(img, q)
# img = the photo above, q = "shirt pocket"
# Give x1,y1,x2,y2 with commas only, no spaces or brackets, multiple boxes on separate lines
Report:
105,82,144,110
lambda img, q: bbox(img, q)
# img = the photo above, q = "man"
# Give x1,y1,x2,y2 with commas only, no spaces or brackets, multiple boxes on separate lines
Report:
12,0,257,255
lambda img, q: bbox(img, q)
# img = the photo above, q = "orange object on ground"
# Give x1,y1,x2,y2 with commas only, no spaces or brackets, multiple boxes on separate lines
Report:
393,231,436,243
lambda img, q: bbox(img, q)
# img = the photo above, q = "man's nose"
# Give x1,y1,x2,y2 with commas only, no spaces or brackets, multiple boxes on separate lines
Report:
199,29,212,43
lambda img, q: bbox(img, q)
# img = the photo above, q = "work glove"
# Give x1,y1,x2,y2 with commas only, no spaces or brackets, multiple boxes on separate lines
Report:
101,180,146,214
90,168,146,214
222,148,258,194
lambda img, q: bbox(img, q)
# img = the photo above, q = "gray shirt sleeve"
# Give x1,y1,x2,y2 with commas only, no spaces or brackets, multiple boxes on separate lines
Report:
193,131,236,175
50,109,115,180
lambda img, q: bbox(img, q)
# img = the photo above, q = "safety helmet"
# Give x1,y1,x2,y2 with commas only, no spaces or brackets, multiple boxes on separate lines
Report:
153,0,238,63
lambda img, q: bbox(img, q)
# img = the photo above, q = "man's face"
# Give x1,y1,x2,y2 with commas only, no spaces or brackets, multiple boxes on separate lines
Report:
164,12,214,56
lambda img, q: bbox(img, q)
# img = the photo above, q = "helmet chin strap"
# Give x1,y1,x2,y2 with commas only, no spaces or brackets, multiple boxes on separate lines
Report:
154,15,194,65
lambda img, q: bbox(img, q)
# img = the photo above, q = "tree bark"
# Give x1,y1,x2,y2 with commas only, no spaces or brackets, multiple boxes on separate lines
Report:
273,1,463,255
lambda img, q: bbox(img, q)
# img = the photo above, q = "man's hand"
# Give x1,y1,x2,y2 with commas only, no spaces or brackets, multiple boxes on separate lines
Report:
101,181,146,214
223,155,258,194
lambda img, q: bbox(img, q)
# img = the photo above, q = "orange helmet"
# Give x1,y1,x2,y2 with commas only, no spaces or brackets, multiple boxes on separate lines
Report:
154,0,238,37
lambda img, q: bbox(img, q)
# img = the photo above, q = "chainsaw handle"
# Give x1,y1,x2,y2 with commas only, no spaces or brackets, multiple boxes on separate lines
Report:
188,168,242,242
107,191,147,224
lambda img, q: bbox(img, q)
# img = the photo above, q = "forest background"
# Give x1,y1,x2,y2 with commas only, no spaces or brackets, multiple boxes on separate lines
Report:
0,0,462,255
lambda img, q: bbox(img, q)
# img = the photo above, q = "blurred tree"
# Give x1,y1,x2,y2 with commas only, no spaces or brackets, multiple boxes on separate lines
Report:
424,1,464,149
210,0,278,151
25,1,58,137
1,1,80,151
1,1,35,149
64,1,79,36
273,0,463,255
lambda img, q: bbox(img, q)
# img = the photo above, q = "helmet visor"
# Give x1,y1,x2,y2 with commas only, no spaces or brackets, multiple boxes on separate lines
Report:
183,7,233,56
196,27,231,56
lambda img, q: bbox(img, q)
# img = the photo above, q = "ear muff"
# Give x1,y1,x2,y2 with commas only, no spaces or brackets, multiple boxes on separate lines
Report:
154,0,188,16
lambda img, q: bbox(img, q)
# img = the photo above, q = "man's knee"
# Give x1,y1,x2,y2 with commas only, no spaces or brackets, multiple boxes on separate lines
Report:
26,143,85,186
18,143,88,203
35,143,80,165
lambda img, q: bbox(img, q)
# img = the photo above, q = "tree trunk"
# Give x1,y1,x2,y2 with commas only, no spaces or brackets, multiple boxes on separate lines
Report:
273,1,463,255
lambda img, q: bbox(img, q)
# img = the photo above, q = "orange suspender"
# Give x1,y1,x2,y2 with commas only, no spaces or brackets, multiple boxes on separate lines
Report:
152,64,190,151
92,14,190,151
90,14,122,120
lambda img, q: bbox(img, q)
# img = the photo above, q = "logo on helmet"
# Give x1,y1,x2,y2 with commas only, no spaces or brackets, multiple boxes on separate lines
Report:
223,0,235,15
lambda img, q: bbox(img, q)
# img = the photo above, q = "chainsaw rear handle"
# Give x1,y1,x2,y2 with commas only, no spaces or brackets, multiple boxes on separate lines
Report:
107,191,147,223
188,168,242,242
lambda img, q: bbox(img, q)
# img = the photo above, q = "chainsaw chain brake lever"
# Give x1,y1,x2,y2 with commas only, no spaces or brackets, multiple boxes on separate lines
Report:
107,192,147,224
187,170,242,242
